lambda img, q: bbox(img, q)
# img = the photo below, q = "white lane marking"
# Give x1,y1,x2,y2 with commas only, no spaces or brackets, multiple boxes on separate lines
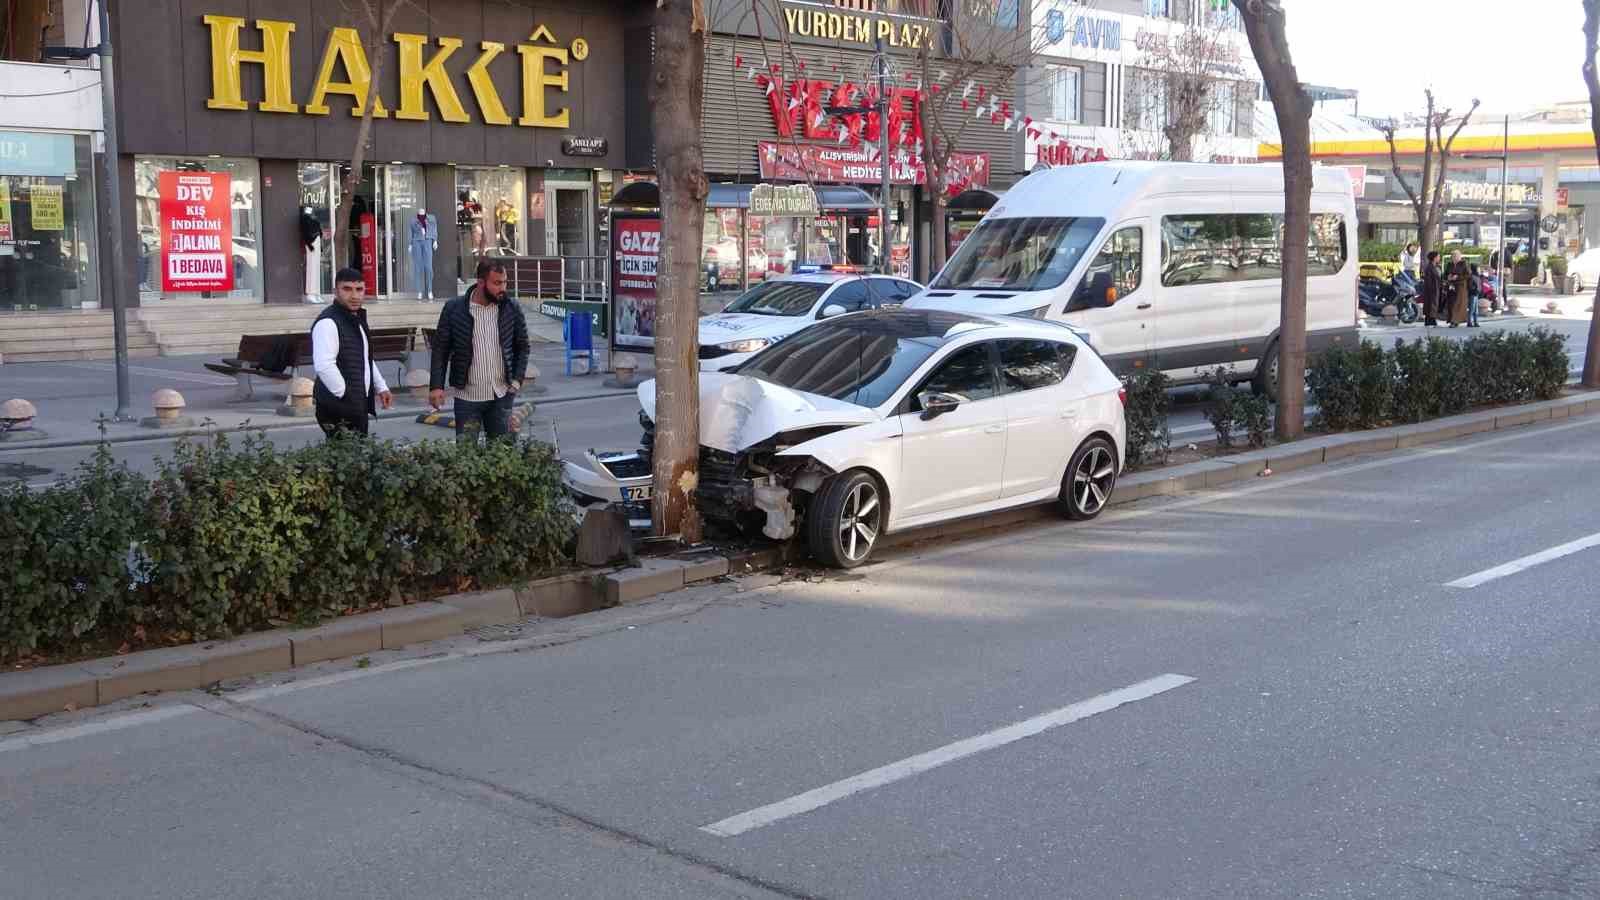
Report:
0,704,200,754
1446,531,1600,589
699,673,1196,838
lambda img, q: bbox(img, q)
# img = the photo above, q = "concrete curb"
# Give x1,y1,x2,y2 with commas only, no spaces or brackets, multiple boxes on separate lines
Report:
1,553,739,722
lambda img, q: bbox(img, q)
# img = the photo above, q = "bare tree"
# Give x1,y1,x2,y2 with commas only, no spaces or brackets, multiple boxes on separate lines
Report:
330,0,416,267
650,0,708,543
1581,0,1600,388
1126,12,1247,162
1232,0,1309,441
1379,90,1480,256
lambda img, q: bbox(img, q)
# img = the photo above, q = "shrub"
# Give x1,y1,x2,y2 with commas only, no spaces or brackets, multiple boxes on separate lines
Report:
1308,341,1393,430
1238,393,1272,449
1359,240,1405,265
1,434,574,661
1526,326,1570,400
1546,254,1569,276
1201,367,1240,449
1121,368,1171,468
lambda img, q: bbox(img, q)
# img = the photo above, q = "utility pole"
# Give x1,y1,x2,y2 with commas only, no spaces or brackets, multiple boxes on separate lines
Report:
98,0,131,420
876,38,891,275
1498,114,1509,291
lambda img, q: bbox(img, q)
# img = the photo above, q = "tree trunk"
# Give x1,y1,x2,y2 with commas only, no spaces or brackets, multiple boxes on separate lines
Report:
929,185,948,275
331,3,389,272
1583,0,1600,388
1235,0,1310,441
650,0,707,543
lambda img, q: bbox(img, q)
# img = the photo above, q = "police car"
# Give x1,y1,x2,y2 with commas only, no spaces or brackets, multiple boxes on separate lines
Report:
697,268,924,371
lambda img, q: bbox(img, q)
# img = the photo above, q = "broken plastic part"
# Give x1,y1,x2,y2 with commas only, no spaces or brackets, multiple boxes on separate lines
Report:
753,480,797,541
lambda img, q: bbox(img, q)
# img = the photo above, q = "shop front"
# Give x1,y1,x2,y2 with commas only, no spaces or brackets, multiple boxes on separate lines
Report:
111,1,635,306
1,128,100,311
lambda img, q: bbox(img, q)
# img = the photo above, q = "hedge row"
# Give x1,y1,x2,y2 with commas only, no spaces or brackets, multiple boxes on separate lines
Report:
0,435,575,662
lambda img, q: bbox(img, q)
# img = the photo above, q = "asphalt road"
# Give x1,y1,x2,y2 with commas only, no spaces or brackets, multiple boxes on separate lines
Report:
5,312,1591,490
6,409,1600,898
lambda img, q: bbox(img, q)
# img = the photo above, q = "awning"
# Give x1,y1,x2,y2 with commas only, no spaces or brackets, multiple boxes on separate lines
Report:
610,181,659,210
707,183,878,211
947,188,1000,212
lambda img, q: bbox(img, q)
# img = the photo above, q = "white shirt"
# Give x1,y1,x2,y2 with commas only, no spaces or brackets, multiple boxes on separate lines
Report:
312,317,390,400
1399,248,1421,275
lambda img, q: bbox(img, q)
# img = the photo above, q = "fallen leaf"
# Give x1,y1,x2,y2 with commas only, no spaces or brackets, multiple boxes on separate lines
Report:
116,643,131,655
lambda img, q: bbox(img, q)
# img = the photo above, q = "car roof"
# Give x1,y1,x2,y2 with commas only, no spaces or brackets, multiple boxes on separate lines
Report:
772,271,913,285
820,308,1084,346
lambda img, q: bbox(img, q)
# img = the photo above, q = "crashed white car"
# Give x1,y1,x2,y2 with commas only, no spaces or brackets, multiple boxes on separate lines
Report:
697,271,924,371
574,309,1127,568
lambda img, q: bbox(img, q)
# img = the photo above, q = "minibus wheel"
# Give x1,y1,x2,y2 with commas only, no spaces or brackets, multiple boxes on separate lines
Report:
1251,339,1279,402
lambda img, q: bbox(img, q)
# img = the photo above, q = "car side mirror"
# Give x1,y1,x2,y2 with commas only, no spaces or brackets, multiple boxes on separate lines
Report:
819,304,847,319
918,391,962,420
1069,271,1117,310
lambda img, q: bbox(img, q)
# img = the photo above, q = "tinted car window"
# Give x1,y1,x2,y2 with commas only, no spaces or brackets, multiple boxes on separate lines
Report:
892,280,922,301
722,280,826,316
997,340,1070,392
823,280,871,314
914,343,998,408
738,319,944,408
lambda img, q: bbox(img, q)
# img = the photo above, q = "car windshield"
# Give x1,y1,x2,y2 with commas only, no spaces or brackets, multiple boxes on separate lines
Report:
736,319,944,408
932,216,1106,292
721,281,827,316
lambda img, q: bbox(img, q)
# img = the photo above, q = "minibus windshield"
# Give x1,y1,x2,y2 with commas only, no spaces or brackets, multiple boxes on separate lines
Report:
932,216,1105,292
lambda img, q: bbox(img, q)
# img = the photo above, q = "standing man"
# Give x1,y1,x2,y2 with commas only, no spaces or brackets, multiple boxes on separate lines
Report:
312,267,393,437
429,259,530,443
1421,250,1443,328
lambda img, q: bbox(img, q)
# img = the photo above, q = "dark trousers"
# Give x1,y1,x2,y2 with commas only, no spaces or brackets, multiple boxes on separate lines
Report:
454,393,515,442
316,403,369,437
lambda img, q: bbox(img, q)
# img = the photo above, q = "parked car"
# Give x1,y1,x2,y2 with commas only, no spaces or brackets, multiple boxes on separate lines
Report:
906,161,1361,401
1567,247,1600,294
696,270,923,371
567,309,1127,568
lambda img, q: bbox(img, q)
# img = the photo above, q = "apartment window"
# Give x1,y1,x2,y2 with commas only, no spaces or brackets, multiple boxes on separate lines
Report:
1146,0,1171,16
1049,65,1082,123
1208,82,1236,136
1125,69,1168,132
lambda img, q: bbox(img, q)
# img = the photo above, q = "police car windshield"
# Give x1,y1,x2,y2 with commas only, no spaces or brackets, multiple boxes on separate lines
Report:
722,281,827,316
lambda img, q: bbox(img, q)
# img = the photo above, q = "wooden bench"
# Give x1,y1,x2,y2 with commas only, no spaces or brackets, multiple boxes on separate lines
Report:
206,328,422,401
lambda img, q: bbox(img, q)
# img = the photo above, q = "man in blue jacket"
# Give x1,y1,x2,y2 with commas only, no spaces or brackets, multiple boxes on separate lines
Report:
428,259,530,442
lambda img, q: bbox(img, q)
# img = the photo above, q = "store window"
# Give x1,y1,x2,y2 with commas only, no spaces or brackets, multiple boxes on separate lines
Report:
0,131,98,311
298,162,337,299
701,207,745,295
135,156,262,301
455,166,526,283
747,213,799,282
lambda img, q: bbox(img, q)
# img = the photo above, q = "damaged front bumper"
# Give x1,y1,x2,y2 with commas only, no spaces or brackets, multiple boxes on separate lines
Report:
563,450,654,531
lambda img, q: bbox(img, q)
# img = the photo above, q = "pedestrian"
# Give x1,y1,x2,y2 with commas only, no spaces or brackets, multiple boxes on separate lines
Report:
312,267,393,438
428,258,531,443
1487,249,1503,311
1398,241,1421,291
1422,250,1442,327
1444,249,1476,327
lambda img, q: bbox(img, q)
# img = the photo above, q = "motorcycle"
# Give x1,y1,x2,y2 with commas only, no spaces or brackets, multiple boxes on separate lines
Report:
1358,273,1420,324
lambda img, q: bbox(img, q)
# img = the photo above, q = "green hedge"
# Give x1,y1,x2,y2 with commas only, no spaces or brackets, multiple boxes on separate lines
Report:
1309,328,1569,431
0,435,574,662
1122,368,1172,468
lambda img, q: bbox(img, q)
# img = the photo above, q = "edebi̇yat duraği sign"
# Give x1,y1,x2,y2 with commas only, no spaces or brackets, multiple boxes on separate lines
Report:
749,183,819,218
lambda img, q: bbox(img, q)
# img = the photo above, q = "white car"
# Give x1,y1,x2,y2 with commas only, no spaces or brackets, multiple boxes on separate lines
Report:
620,309,1126,568
697,271,924,371
1568,247,1600,293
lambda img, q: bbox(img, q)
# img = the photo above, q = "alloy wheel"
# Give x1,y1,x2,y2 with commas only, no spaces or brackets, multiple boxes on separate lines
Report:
838,481,882,563
1073,446,1116,515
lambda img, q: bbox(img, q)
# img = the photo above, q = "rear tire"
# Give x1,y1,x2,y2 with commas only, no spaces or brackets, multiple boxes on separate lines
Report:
1251,339,1279,402
1398,299,1419,324
807,470,885,569
1058,436,1118,521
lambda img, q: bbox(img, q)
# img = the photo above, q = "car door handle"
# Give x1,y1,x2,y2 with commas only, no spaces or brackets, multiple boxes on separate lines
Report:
1061,407,1081,420
1136,303,1153,310
984,424,1005,434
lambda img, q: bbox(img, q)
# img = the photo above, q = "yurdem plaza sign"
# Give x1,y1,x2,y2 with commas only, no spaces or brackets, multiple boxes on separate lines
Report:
203,16,589,128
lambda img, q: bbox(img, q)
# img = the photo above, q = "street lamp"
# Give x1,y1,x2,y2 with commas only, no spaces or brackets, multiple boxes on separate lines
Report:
824,38,893,275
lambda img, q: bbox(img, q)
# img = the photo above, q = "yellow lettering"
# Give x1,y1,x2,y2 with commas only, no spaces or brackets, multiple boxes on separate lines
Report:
784,8,799,33
813,10,826,35
394,33,469,122
204,15,297,113
517,44,570,128
466,41,513,126
877,19,892,41
856,17,872,42
306,27,388,117
900,22,914,47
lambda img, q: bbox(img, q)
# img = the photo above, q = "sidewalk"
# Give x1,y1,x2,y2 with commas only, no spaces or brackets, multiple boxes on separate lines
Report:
0,330,653,450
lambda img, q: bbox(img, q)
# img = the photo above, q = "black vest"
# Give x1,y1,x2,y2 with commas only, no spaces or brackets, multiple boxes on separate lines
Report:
312,303,374,416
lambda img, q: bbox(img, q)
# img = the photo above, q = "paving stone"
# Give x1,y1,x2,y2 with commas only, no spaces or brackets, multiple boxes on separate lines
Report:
0,664,98,721
516,573,604,618
289,617,383,667
377,603,465,650
1494,409,1541,429
675,555,730,583
436,588,521,627
605,559,688,605
1266,445,1326,473
82,645,215,704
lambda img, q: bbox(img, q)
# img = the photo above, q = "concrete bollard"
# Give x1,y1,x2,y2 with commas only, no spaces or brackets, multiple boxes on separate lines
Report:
277,377,315,418
523,362,548,395
402,369,430,400
1,398,37,431
1380,304,1398,319
141,389,194,429
604,353,641,389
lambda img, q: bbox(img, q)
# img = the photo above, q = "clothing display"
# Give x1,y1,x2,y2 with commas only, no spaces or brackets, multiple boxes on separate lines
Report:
409,211,439,298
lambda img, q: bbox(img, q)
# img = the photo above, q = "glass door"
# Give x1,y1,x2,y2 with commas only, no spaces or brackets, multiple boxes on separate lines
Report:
546,180,594,292
384,164,425,298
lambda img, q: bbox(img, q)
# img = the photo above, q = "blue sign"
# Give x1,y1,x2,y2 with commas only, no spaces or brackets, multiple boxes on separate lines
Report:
0,131,77,177
1071,15,1121,51
1045,9,1066,43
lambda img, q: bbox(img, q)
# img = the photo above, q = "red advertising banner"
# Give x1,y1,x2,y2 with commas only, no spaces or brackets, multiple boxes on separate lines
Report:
359,213,378,295
758,141,990,194
611,216,660,349
159,171,233,292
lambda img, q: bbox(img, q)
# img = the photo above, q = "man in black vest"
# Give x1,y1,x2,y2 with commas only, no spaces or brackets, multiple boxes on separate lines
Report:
312,267,393,437
428,259,530,442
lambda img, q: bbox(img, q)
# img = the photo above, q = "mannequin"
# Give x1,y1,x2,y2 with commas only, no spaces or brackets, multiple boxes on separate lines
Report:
299,206,321,303
408,207,439,299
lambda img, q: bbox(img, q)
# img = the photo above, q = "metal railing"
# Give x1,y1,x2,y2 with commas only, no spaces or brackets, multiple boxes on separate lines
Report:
490,255,609,303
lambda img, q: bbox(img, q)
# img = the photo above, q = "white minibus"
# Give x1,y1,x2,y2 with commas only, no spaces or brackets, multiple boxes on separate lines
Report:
908,161,1360,398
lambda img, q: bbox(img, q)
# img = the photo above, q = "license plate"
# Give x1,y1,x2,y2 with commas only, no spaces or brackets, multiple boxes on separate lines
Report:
621,485,653,501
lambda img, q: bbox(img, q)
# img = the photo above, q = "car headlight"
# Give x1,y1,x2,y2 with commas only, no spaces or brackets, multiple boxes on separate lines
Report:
716,338,772,354
1013,305,1051,320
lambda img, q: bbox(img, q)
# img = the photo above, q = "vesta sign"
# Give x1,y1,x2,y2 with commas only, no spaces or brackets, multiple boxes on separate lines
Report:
202,16,589,128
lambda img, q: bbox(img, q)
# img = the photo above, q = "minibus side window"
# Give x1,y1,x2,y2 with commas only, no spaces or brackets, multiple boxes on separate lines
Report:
1068,226,1143,312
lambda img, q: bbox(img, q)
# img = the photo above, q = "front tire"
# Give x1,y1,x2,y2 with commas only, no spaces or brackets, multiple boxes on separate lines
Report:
1059,437,1118,521
807,470,885,569
1397,299,1419,324
1251,338,1280,402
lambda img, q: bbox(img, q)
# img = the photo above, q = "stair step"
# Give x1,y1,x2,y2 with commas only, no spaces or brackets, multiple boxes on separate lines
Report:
0,334,160,353
0,347,163,363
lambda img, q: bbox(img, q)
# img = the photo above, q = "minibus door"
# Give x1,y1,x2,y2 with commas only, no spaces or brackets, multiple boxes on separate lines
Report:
1065,219,1152,378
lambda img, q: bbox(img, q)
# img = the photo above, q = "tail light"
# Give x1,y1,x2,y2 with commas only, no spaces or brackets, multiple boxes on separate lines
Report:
1117,387,1127,407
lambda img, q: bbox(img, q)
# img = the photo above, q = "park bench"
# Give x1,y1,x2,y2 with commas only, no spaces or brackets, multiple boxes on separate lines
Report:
205,328,421,401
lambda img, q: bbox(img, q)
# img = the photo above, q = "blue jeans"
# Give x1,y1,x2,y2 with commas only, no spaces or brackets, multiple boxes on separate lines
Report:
1467,294,1480,325
454,393,514,443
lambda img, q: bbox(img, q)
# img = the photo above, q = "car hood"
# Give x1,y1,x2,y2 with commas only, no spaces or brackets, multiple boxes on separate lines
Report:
905,288,1040,314
638,373,878,453
697,312,808,344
